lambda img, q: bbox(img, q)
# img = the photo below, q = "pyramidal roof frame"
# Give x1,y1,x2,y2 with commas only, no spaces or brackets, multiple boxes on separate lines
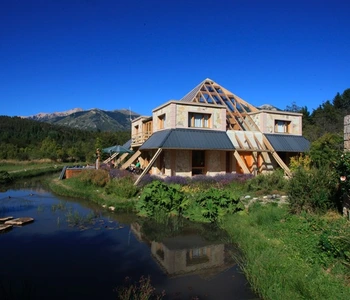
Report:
179,78,260,131
179,78,292,177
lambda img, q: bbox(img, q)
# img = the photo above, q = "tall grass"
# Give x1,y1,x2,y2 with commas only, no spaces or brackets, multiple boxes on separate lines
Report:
220,204,350,300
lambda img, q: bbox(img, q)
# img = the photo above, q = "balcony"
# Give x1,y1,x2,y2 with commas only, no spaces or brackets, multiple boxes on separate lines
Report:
131,131,153,146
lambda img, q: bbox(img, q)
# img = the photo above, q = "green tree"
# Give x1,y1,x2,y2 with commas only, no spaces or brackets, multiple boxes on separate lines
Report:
309,133,343,168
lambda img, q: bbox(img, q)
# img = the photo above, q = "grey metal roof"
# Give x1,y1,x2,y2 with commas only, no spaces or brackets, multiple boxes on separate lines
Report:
122,139,131,149
140,128,235,150
265,134,310,152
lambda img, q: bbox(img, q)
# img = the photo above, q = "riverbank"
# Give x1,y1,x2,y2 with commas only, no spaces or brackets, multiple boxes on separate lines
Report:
3,163,350,299
49,175,350,299
220,204,350,299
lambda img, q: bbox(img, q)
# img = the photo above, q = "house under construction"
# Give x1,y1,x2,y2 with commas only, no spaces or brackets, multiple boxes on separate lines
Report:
121,78,310,184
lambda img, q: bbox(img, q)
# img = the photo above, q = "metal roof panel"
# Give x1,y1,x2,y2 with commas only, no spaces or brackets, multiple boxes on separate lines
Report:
140,128,234,150
265,134,310,152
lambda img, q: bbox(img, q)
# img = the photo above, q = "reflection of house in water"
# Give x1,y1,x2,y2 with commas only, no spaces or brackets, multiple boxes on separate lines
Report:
131,223,234,279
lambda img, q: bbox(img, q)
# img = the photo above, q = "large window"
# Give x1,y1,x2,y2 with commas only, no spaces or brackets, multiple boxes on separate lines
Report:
188,113,211,128
275,120,291,133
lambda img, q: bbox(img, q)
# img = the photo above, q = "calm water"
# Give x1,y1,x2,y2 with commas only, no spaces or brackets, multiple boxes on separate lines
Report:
0,180,257,300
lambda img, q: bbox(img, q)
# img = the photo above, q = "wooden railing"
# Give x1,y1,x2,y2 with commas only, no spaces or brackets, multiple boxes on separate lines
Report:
131,131,152,146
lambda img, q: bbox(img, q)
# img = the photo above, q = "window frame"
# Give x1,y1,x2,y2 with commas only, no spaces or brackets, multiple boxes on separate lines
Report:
188,112,211,128
274,119,291,133
158,114,166,130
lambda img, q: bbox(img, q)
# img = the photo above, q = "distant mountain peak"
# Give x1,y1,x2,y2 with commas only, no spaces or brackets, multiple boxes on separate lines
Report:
30,108,83,119
26,107,140,132
258,104,281,111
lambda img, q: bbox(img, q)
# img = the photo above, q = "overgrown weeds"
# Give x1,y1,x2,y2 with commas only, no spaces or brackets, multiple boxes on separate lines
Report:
220,204,350,300
116,276,165,300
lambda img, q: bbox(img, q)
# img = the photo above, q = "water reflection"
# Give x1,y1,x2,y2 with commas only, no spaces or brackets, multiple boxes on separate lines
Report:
0,181,257,300
131,221,235,280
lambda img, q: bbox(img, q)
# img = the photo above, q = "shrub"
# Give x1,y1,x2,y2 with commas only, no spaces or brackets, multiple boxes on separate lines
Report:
246,169,287,195
109,168,132,179
187,188,244,223
136,174,164,187
105,176,139,199
136,181,188,218
289,153,312,172
163,175,190,185
0,171,13,184
76,169,110,187
287,167,338,214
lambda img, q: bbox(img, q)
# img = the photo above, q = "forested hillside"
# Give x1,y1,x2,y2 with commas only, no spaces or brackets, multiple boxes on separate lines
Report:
297,88,350,142
0,116,130,162
0,87,349,163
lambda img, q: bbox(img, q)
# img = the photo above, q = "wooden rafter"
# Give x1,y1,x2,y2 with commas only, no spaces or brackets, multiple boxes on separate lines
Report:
205,84,245,130
134,148,162,186
121,150,141,170
233,151,250,174
182,78,292,177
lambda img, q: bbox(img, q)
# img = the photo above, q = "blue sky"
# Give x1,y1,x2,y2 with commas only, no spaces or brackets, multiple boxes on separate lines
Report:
1,0,349,117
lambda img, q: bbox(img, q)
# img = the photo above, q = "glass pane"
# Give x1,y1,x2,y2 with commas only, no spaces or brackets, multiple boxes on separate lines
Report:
194,114,202,127
204,114,209,127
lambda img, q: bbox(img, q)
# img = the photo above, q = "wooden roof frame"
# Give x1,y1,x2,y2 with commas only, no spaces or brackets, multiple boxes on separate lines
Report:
180,78,292,177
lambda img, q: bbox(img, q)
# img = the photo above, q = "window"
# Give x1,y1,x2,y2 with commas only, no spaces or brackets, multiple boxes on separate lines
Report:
188,113,211,128
275,120,291,133
186,248,209,266
158,114,165,129
192,150,205,175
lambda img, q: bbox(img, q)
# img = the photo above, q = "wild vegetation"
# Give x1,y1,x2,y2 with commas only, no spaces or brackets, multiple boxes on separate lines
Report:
0,116,130,162
1,87,350,299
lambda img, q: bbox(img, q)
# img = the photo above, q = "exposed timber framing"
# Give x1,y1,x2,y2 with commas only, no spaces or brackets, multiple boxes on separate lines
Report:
181,78,292,177
103,152,118,164
121,150,141,170
134,148,162,186
233,151,250,174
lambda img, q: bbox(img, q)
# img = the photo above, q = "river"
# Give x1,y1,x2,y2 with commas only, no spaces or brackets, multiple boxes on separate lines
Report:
0,179,257,300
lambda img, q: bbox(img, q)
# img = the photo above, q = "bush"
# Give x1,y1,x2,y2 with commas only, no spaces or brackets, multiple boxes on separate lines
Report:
0,171,13,184
287,167,338,214
105,176,139,199
76,169,110,187
246,169,287,195
136,181,188,218
187,188,244,223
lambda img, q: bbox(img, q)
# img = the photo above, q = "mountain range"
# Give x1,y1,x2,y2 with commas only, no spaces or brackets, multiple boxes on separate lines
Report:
26,108,140,132
24,103,279,133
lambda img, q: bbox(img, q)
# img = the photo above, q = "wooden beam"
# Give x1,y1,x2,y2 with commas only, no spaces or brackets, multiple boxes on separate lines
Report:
233,150,250,174
262,136,292,177
121,150,141,170
134,148,162,186
103,152,118,164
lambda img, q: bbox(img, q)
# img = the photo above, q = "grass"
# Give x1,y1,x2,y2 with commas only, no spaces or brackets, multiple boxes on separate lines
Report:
220,203,350,300
0,159,80,180
4,161,350,299
48,176,136,212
